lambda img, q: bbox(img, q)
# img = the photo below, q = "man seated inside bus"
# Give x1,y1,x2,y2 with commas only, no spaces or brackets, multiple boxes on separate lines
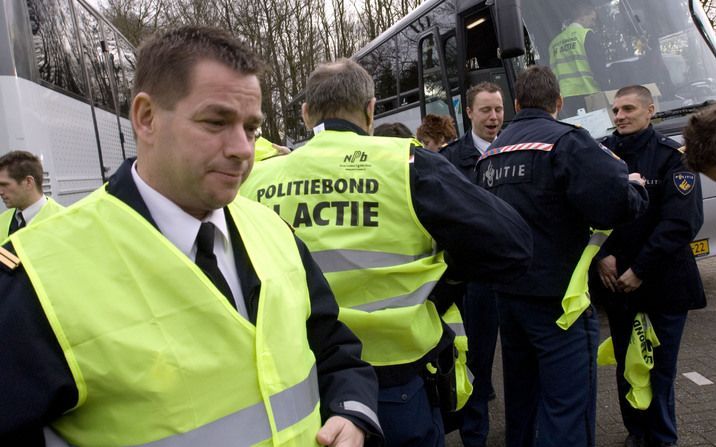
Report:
549,3,609,117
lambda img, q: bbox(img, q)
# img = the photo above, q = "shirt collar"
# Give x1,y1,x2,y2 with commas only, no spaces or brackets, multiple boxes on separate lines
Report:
20,195,48,223
130,161,230,258
471,131,493,154
315,119,368,136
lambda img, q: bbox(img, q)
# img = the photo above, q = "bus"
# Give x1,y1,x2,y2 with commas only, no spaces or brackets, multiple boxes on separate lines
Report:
0,0,136,206
286,0,716,258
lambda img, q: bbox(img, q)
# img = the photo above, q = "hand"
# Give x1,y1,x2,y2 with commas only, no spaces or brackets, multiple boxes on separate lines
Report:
272,143,291,155
316,416,365,447
597,255,618,292
628,172,646,187
617,268,642,293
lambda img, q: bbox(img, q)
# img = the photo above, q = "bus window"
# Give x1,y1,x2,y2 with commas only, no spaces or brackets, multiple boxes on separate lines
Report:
463,11,500,72
359,39,398,115
26,0,87,98
518,0,716,132
75,3,114,111
398,28,420,106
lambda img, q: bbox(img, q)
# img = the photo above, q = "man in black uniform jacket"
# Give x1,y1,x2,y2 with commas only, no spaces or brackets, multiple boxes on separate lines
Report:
475,66,648,447
593,85,706,447
0,27,382,446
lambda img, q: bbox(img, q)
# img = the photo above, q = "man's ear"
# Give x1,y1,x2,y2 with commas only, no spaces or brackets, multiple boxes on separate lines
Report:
514,99,521,113
131,93,157,145
648,102,655,117
366,97,376,130
301,103,314,130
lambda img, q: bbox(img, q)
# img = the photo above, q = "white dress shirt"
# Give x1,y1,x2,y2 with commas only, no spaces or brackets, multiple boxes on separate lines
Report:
471,131,493,155
131,162,247,318
18,195,48,225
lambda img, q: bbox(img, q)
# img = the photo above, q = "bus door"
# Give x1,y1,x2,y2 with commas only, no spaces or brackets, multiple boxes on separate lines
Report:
456,2,515,132
417,29,456,125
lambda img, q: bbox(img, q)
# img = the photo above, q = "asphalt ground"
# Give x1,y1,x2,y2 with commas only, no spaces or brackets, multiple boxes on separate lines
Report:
446,257,716,447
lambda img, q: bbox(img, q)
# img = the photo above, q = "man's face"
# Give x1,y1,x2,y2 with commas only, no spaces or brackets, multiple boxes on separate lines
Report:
0,169,31,210
612,93,654,136
139,59,262,219
467,91,504,142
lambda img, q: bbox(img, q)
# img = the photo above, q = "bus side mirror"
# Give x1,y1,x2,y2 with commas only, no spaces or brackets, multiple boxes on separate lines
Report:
494,0,525,59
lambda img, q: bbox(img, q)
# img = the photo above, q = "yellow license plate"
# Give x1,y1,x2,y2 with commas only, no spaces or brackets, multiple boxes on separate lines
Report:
691,239,710,257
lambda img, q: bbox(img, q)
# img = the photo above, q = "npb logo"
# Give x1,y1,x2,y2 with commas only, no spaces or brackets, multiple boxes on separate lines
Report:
344,151,368,163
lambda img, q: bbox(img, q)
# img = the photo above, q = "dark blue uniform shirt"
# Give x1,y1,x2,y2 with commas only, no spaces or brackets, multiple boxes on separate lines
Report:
596,126,706,312
475,108,649,298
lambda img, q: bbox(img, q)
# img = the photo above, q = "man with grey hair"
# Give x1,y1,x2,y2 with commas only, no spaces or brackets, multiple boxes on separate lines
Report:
241,58,533,445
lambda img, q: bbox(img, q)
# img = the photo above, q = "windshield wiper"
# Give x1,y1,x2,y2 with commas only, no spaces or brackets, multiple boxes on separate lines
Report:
654,100,716,120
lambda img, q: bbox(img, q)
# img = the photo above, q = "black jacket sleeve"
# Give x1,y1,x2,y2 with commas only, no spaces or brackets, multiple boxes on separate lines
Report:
631,158,703,278
410,146,533,283
552,130,649,229
297,237,383,445
0,248,77,443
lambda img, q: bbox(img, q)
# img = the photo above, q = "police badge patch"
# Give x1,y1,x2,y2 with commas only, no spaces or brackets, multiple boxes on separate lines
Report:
673,172,696,195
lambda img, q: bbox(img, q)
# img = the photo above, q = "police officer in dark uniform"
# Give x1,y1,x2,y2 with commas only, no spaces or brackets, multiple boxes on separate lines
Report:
592,85,705,447
475,66,649,447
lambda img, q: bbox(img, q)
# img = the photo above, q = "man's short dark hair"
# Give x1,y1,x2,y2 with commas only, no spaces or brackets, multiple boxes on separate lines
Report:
515,66,561,113
304,58,374,123
466,82,503,111
614,85,653,106
0,151,43,192
374,122,413,138
684,105,716,173
133,26,264,109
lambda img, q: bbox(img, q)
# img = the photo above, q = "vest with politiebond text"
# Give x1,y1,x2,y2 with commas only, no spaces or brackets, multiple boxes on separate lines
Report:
0,196,64,240
241,130,447,367
11,190,321,447
549,23,600,98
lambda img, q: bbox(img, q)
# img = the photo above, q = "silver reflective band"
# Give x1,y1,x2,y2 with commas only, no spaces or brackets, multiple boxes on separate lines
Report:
448,322,466,337
312,249,431,273
552,54,589,64
342,400,381,430
556,71,595,81
44,365,319,447
353,281,437,312
466,366,475,384
589,231,610,247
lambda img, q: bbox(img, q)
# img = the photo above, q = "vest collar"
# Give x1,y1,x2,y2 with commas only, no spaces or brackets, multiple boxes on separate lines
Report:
512,108,556,122
317,119,368,135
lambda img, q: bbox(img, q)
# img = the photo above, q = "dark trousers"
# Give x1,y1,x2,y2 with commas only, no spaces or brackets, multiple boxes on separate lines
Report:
377,374,445,446
497,293,598,447
459,281,499,447
604,300,687,446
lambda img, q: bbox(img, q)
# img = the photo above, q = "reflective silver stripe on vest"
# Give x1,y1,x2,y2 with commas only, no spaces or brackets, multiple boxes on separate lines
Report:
552,54,589,65
556,70,595,81
342,400,381,430
467,366,475,384
44,365,319,447
353,281,437,312
312,249,431,273
589,232,609,247
448,322,466,337
270,364,320,432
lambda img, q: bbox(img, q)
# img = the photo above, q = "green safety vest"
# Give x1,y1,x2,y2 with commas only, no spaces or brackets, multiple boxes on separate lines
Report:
0,196,64,240
241,130,447,366
441,304,473,410
556,229,612,329
549,24,600,98
255,136,281,162
597,313,661,410
11,190,321,447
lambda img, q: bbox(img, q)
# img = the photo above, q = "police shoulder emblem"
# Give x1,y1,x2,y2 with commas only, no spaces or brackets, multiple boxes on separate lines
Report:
673,172,696,195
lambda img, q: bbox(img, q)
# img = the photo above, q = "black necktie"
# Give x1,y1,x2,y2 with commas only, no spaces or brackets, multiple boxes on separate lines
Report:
8,212,26,235
195,222,236,308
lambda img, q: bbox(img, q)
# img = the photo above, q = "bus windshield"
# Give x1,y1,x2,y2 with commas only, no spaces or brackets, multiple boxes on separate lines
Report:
518,0,716,134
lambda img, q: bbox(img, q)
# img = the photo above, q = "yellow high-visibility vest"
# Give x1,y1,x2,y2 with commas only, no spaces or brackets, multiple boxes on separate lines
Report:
241,130,446,366
549,24,600,98
12,190,321,446
0,196,64,240
441,304,474,410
